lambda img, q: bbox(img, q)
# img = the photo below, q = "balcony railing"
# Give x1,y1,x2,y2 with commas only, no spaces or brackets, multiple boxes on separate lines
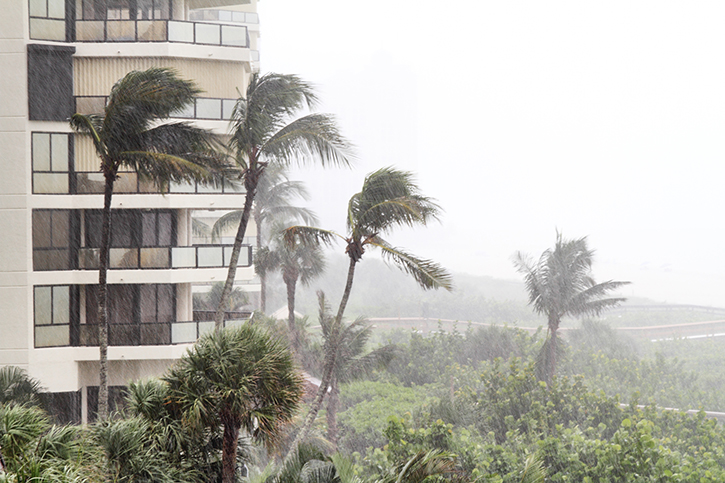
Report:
33,245,251,272
77,245,251,270
75,171,243,195
75,19,249,47
75,96,237,120
36,316,250,348
80,317,248,346
189,9,259,25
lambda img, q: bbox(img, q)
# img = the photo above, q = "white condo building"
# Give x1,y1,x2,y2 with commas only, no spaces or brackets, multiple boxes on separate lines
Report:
0,0,260,422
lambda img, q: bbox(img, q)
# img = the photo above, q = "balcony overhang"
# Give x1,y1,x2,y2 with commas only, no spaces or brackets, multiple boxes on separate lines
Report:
73,42,253,63
30,193,248,210
187,0,251,8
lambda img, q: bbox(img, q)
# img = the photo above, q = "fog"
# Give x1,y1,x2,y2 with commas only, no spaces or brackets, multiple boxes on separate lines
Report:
257,1,725,307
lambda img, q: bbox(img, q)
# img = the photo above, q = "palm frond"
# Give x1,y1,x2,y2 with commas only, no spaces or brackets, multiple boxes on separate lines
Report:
519,452,546,483
349,167,441,235
283,226,342,248
379,449,456,483
371,239,453,291
211,211,243,242
342,344,399,383
70,113,106,161
231,73,319,155
261,114,354,168
104,67,200,135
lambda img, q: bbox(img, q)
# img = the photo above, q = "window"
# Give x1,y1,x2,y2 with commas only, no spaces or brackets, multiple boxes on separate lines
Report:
29,0,67,41
80,0,171,20
32,132,71,194
85,284,175,345
33,209,74,270
28,44,75,120
34,285,71,347
85,210,175,248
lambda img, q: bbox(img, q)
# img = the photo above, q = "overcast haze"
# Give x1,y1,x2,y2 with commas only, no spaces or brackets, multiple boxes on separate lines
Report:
256,1,725,307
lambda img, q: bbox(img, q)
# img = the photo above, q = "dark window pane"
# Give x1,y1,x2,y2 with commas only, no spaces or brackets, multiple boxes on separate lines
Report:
139,285,157,323
141,212,156,246
157,284,174,322
51,211,70,247
108,285,134,325
157,212,173,246
34,249,70,270
33,211,52,248
85,211,102,248
111,212,133,247
28,45,75,121
85,285,99,325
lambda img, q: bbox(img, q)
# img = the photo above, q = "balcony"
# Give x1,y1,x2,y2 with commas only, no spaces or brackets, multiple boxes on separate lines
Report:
36,315,250,348
75,19,249,47
34,171,243,195
75,96,237,121
77,245,249,270
34,245,251,272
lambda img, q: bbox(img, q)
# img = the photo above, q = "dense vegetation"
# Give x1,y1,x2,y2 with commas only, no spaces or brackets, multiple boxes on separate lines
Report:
5,318,725,482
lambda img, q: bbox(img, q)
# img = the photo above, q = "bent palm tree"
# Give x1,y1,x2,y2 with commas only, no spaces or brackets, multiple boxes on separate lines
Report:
70,67,228,420
513,232,629,384
283,167,452,456
164,325,303,483
214,73,353,329
211,165,318,312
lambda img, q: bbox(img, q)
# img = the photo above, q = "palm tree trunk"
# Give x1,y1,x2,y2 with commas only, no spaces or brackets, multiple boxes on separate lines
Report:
97,170,115,421
282,257,357,464
215,168,260,330
221,414,240,483
335,256,357,325
282,356,335,466
546,315,559,385
326,381,339,449
285,274,298,351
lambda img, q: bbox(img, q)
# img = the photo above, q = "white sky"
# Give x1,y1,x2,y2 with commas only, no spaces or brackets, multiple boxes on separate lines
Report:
256,1,725,307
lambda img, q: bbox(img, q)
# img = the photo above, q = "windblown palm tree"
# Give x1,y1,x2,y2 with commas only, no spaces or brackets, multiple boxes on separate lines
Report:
513,232,629,384
257,221,326,351
283,168,452,456
314,293,398,448
211,164,318,312
70,68,228,420
214,72,353,329
164,325,303,483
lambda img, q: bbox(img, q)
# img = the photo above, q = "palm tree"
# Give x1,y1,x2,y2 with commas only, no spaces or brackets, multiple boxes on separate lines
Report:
315,293,398,448
70,68,228,420
211,164,318,312
214,72,353,329
257,222,326,351
513,232,630,384
283,168,452,455
0,404,84,483
376,449,456,483
164,325,304,483
0,367,43,407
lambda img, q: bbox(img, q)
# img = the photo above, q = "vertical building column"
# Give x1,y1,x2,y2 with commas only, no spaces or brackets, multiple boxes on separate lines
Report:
176,283,192,323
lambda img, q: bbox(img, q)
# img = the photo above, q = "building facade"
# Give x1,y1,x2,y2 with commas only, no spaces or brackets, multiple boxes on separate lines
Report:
1,0,259,422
